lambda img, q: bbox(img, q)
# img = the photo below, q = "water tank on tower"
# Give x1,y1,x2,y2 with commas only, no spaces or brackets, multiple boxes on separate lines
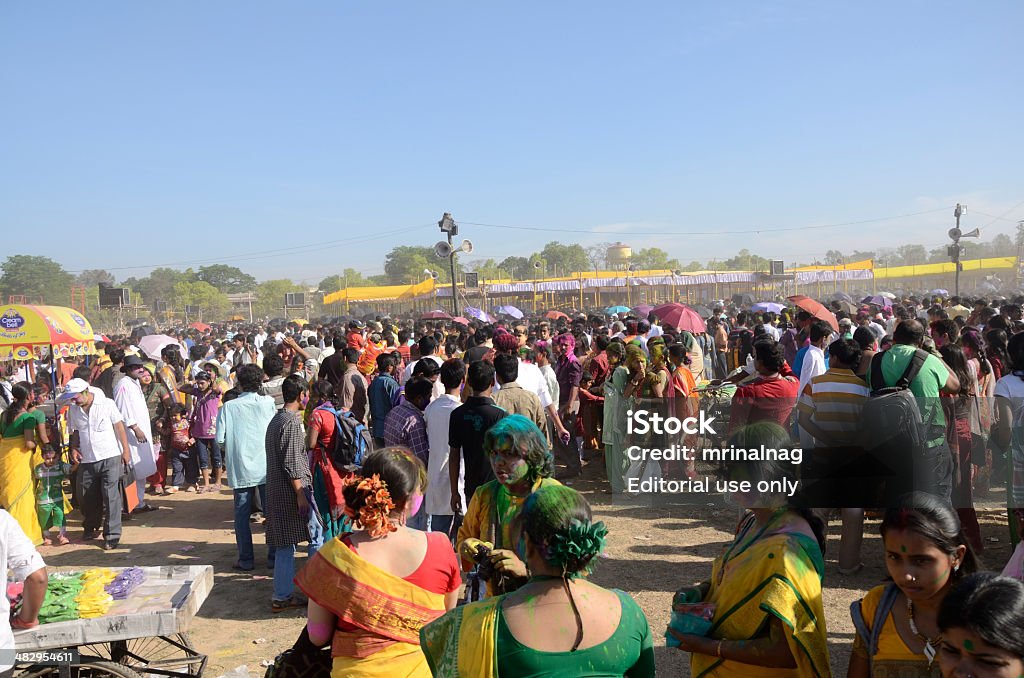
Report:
607,242,632,269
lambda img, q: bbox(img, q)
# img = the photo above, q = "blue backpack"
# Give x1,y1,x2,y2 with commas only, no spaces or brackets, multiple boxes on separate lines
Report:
315,406,373,471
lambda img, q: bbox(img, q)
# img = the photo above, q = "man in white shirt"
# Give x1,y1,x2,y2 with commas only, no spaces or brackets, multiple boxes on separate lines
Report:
113,356,159,514
60,378,132,550
0,510,48,672
797,322,832,447
491,332,572,444
401,336,445,400
423,359,466,541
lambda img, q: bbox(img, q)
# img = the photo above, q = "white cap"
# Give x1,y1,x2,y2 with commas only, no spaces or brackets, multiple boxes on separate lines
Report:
57,378,90,401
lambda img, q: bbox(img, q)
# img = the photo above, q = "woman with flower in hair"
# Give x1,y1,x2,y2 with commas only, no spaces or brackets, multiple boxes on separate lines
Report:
455,414,561,597
294,447,460,677
423,484,655,677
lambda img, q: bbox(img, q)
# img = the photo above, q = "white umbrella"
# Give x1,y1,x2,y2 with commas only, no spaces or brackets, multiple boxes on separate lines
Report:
879,292,897,300
138,334,187,361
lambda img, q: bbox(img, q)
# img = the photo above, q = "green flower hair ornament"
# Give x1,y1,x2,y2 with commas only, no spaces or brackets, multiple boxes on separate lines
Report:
545,519,609,575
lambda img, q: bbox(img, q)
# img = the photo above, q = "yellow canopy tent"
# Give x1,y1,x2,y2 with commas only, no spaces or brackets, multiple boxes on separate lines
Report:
0,304,97,362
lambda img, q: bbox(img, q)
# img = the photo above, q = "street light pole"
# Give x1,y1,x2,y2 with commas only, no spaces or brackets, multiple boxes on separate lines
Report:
439,213,460,318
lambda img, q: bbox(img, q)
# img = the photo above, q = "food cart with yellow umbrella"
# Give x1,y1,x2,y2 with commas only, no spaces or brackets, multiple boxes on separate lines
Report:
0,304,97,463
0,304,97,372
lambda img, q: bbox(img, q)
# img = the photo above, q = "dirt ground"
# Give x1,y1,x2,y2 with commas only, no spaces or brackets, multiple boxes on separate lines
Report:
42,465,1013,678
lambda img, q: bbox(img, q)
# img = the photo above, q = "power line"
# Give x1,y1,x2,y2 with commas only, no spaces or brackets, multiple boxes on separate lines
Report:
66,224,432,274
973,199,1024,231
459,207,951,237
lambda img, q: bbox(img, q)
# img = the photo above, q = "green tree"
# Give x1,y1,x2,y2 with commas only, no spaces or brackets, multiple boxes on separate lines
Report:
896,244,928,266
125,267,196,305
318,269,367,294
721,249,770,272
384,246,457,284
585,243,612,272
173,280,230,319
539,242,589,277
824,250,846,266
680,260,705,272
77,269,116,288
0,255,74,306
468,259,506,282
630,247,682,271
497,256,531,281
195,265,256,293
255,279,303,318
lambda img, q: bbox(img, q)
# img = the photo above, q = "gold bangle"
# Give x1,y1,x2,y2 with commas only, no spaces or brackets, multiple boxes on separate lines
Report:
716,640,724,658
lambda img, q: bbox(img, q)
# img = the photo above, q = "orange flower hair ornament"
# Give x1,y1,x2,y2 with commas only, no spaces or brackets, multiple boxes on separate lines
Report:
343,474,397,538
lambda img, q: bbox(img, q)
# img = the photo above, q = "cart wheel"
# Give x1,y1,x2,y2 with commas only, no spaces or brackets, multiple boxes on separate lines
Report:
14,661,145,678
74,660,145,678
80,633,205,677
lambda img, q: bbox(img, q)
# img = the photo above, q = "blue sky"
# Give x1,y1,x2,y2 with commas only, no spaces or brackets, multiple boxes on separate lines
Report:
2,1,1022,283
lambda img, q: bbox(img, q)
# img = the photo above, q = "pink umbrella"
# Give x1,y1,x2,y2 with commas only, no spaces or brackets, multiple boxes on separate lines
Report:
651,303,706,333
421,310,452,320
451,316,469,325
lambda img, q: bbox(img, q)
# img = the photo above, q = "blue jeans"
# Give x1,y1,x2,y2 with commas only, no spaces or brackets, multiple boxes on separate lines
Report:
273,544,297,601
194,438,222,470
169,447,186,487
233,485,275,569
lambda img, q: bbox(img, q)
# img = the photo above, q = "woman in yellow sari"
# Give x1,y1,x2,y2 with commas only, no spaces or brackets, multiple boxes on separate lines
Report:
669,422,832,677
294,448,460,677
0,383,46,545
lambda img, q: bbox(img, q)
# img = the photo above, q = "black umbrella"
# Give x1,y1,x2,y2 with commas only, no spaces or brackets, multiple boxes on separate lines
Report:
130,325,155,339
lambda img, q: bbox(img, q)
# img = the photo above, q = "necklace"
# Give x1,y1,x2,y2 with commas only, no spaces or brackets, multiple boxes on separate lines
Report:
906,599,939,665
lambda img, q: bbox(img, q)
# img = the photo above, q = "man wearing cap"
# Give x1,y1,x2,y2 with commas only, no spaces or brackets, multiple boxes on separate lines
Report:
61,378,133,550
113,356,160,513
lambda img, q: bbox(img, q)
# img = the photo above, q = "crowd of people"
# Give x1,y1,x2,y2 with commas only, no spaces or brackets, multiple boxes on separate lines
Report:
2,291,1024,676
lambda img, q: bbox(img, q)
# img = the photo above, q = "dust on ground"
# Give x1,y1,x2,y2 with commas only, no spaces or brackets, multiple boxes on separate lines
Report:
42,464,1013,677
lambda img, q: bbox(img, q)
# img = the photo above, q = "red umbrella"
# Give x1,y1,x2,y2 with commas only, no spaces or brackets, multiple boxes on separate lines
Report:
544,311,569,321
651,303,706,334
421,310,452,320
787,295,838,331
451,316,469,325
189,321,211,332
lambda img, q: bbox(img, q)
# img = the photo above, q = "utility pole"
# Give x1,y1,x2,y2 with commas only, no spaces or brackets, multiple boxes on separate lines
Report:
947,203,978,297
1016,220,1024,287
438,213,473,318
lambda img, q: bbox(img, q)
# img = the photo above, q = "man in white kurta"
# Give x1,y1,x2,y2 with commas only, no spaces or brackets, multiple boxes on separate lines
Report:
113,356,159,512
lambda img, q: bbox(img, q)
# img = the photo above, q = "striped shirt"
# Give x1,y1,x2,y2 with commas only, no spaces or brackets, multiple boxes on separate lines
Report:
796,368,870,447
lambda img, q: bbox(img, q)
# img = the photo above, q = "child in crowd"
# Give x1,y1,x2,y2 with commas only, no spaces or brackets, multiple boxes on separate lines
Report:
169,403,198,492
34,448,78,546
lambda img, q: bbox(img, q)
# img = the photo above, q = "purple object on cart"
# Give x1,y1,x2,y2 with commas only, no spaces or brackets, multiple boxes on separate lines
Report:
105,567,147,600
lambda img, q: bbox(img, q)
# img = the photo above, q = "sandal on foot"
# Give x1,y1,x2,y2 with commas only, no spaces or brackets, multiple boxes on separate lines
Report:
42,537,53,546
57,535,70,546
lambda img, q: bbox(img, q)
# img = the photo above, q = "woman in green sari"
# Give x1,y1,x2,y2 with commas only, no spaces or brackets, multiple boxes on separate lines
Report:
601,341,630,493
422,484,655,677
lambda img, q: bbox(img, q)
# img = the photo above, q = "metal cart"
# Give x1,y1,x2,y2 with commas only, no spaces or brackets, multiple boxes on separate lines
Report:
12,565,213,678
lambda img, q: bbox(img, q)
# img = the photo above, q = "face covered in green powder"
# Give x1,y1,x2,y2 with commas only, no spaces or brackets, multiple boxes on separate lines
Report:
488,439,529,487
